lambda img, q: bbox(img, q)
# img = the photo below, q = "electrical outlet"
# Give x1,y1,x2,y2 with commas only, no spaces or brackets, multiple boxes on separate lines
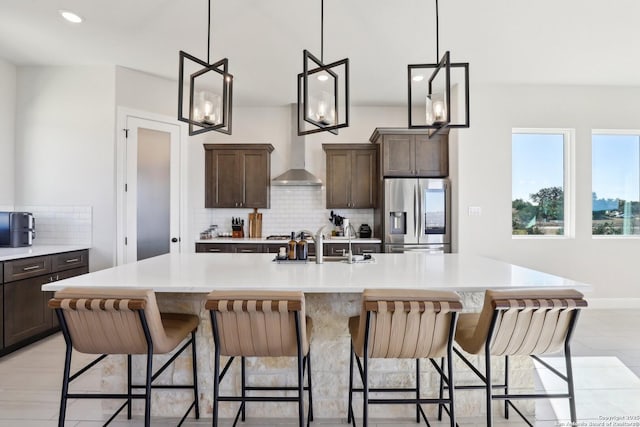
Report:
468,206,482,216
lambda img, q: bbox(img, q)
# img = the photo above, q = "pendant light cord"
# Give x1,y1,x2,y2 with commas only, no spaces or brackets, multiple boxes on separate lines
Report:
320,0,324,62
435,0,440,61
207,0,211,64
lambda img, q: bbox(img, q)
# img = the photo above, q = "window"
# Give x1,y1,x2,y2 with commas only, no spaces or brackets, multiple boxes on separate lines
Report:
512,129,573,237
592,131,640,236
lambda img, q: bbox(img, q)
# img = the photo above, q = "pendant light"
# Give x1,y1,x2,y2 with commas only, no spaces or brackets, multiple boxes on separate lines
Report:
297,0,350,136
178,0,233,135
408,0,469,136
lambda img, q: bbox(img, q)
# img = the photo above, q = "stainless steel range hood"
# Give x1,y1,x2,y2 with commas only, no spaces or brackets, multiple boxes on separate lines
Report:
272,105,323,186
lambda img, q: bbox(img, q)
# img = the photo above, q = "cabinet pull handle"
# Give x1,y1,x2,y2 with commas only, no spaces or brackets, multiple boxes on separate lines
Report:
240,249,254,253
208,249,222,252
361,250,374,253
65,258,80,263
22,265,40,271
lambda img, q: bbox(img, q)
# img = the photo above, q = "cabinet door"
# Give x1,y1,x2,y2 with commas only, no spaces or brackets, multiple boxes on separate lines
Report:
325,150,352,208
414,134,448,177
382,135,414,177
4,275,50,347
0,281,4,349
205,150,240,208
241,150,270,208
350,149,377,208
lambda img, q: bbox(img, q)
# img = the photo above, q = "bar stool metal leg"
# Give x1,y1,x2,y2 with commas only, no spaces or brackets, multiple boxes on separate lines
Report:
306,353,314,423
127,354,132,419
504,355,510,419
485,342,493,427
57,309,73,427
415,358,421,423
191,331,200,419
348,342,355,425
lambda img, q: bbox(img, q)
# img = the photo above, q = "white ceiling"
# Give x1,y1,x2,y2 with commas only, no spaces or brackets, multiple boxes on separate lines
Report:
1,0,639,107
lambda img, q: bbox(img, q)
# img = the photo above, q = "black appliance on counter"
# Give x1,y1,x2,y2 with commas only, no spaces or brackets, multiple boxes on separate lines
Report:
0,211,35,247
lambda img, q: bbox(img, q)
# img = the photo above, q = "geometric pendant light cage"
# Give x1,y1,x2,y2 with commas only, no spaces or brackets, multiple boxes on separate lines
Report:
408,0,469,137
178,0,233,135
297,0,349,136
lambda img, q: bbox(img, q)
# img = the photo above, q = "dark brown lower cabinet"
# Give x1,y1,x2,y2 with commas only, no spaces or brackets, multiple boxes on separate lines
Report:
197,242,368,257
4,274,52,347
1,250,89,356
325,243,381,256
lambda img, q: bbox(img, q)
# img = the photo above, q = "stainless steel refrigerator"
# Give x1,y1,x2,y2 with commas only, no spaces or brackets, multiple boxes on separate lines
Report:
381,178,451,253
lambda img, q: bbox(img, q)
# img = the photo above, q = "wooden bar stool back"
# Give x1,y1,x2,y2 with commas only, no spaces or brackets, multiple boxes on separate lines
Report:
453,289,588,426
348,289,463,427
49,287,200,427
205,290,313,427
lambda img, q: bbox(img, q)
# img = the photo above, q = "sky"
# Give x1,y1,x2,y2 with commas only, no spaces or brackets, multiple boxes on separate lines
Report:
512,133,640,203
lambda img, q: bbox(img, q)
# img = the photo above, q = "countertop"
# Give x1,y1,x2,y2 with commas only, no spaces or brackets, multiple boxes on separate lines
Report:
41,252,590,294
196,237,382,244
0,245,91,262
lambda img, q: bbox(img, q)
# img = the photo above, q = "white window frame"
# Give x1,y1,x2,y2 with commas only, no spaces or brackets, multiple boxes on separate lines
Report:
591,129,640,239
512,128,575,239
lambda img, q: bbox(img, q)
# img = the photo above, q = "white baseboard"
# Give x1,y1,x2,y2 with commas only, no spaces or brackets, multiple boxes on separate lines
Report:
587,298,640,309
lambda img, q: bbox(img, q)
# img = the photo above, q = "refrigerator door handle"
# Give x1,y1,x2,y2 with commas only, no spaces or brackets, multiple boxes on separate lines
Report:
414,185,418,239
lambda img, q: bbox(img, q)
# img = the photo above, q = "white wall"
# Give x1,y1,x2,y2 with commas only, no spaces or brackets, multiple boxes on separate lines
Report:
457,83,640,301
0,57,16,206
14,66,116,270
115,66,176,117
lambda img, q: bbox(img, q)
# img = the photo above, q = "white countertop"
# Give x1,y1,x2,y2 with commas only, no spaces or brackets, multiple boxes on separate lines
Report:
196,237,382,244
0,245,90,262
41,252,590,293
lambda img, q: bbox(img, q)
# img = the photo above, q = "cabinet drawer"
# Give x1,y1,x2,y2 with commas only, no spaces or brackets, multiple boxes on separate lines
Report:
353,243,381,254
234,244,263,253
325,243,380,256
52,250,88,272
196,243,233,253
3,256,51,283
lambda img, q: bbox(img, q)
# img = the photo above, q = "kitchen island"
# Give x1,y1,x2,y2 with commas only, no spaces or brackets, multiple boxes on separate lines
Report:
41,252,589,421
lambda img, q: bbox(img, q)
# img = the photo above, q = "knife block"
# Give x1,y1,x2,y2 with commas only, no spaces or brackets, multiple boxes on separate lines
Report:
248,208,262,238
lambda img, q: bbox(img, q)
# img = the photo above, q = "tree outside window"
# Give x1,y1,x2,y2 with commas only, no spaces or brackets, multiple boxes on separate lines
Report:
512,131,570,236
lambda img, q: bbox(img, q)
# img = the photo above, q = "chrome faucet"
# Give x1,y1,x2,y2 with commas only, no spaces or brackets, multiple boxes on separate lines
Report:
301,225,328,264
343,219,356,264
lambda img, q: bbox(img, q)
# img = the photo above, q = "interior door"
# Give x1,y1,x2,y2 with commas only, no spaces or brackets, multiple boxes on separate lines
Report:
124,116,181,263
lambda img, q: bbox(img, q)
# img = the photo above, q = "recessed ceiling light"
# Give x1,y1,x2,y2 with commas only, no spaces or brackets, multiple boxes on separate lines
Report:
317,74,329,82
59,10,83,24
412,75,424,82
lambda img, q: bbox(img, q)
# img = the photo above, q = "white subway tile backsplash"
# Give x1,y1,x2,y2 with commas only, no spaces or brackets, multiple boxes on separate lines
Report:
13,205,92,246
194,187,374,238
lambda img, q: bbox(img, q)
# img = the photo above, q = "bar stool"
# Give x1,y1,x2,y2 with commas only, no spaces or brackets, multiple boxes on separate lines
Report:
451,289,587,426
205,290,313,427
49,287,200,427
347,289,463,427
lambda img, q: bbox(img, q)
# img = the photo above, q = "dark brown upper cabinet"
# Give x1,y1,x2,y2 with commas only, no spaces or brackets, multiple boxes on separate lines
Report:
323,144,378,209
204,144,274,209
369,128,448,178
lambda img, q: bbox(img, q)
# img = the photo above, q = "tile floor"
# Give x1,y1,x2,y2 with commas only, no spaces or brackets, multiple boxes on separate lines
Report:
1,309,639,426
